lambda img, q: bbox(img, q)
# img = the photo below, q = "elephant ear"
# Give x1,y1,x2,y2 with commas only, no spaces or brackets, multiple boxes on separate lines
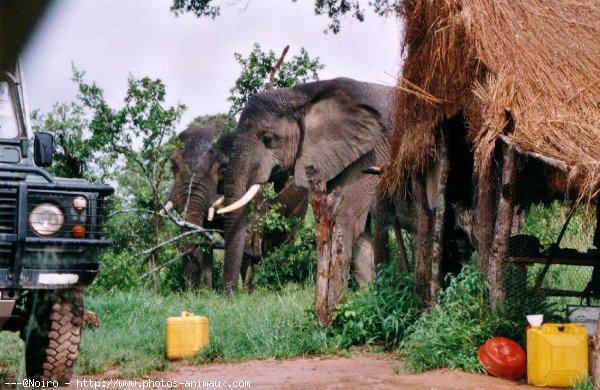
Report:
294,82,391,188
215,132,235,164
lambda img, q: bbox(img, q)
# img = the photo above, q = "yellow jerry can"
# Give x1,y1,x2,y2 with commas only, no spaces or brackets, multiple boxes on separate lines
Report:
166,311,209,361
527,323,588,387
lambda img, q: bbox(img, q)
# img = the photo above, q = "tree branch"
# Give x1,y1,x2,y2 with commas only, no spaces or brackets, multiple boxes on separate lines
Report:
268,45,289,90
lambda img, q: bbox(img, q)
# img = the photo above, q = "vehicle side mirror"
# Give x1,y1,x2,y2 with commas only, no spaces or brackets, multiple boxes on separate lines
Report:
34,132,53,167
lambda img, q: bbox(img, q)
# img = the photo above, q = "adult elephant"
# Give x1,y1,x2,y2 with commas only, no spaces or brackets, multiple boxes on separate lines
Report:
217,78,394,291
165,120,308,289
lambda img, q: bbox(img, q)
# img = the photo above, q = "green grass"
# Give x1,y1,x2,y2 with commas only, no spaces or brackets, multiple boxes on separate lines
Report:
523,201,596,252
0,331,23,384
569,376,596,390
81,284,335,376
0,284,336,379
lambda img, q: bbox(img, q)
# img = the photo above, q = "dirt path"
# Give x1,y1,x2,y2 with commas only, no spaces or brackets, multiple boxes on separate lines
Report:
67,355,544,390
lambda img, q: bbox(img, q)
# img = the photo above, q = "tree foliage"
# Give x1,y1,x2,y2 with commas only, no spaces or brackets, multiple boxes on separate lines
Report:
31,101,111,182
74,69,186,293
170,0,399,34
228,43,324,114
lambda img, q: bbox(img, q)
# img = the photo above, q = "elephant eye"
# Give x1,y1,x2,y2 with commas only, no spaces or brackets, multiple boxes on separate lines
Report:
262,133,275,148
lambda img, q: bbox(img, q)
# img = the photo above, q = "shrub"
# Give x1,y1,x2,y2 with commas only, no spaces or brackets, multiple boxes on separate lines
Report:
253,225,316,289
400,265,503,373
331,261,419,349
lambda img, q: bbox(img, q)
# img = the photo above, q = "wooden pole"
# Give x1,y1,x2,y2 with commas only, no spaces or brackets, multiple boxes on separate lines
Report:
488,143,517,309
592,198,600,387
393,223,411,273
430,133,450,305
594,197,600,249
306,165,345,325
412,173,433,305
477,164,496,274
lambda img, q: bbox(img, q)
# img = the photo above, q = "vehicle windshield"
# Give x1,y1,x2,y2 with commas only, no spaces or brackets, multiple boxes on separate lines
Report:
0,80,19,139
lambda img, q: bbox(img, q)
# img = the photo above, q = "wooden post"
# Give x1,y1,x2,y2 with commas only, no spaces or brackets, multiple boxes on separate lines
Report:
594,197,600,249
412,173,433,305
477,164,496,274
306,165,345,325
430,133,450,304
488,143,517,309
393,223,411,273
592,198,600,388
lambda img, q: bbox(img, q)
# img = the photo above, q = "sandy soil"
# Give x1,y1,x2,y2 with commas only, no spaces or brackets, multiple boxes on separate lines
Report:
66,355,546,390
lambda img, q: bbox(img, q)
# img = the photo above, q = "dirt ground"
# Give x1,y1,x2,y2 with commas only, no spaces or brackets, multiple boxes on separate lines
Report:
66,355,546,390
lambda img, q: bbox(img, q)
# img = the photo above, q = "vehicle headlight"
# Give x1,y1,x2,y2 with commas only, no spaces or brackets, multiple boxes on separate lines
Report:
29,203,64,236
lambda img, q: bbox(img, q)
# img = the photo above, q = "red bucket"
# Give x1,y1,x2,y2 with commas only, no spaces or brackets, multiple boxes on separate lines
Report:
478,337,526,380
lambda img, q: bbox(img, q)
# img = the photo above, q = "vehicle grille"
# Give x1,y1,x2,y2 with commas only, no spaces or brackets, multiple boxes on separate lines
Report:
0,188,17,266
0,188,17,234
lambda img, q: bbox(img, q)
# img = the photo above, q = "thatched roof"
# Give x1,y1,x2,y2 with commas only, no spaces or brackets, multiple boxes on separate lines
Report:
382,0,600,201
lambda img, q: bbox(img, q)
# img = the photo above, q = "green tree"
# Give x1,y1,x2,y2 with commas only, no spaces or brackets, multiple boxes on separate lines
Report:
228,43,324,113
171,0,399,34
30,101,112,182
190,113,236,133
74,69,186,293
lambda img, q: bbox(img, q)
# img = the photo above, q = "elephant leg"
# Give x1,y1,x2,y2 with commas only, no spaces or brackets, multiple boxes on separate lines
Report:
331,166,379,288
182,244,202,289
200,246,213,290
352,233,375,287
240,254,257,290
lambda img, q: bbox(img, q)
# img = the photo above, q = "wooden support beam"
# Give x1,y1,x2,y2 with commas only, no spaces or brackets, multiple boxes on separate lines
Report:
306,165,345,326
592,198,600,389
393,223,411,273
489,143,518,309
477,162,496,274
595,197,600,249
412,173,433,305
430,133,450,305
592,302,600,387
499,135,569,173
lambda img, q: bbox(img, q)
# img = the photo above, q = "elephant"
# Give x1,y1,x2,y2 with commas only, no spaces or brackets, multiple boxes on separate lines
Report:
165,120,309,289
216,78,395,291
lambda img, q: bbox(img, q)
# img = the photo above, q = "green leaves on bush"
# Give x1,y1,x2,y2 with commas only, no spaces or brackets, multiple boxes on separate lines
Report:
253,225,316,289
400,266,503,373
331,262,419,349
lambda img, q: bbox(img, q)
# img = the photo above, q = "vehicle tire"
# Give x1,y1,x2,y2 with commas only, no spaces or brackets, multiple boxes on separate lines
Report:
22,287,84,385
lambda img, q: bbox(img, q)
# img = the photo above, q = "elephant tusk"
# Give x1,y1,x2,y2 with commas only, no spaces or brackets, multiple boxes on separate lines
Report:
207,196,225,221
207,207,215,221
217,184,261,215
159,201,174,215
211,196,225,208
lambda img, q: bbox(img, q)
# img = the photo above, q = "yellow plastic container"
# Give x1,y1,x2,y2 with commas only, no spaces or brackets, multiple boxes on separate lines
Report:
166,311,209,361
527,323,588,387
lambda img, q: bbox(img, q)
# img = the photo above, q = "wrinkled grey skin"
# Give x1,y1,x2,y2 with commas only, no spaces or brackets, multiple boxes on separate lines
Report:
167,122,228,289
167,121,308,289
221,78,394,291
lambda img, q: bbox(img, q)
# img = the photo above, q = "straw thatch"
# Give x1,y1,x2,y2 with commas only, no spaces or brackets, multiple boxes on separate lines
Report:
382,0,600,201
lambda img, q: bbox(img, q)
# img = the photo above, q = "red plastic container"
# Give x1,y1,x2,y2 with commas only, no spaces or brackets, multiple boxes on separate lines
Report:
478,337,526,380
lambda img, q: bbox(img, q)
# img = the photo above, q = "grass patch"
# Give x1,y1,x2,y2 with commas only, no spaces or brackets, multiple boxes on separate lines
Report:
0,331,23,384
80,283,334,376
569,376,596,390
0,284,335,379
331,262,419,349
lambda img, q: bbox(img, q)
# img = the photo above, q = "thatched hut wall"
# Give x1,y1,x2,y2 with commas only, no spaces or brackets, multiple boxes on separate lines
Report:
382,0,600,202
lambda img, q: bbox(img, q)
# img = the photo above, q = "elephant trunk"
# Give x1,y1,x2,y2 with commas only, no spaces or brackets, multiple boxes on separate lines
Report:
222,184,250,292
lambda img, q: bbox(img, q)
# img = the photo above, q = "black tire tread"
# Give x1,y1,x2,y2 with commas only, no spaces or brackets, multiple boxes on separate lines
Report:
24,287,83,385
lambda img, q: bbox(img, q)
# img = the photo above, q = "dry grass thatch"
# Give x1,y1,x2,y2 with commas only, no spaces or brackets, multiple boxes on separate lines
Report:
382,0,600,201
